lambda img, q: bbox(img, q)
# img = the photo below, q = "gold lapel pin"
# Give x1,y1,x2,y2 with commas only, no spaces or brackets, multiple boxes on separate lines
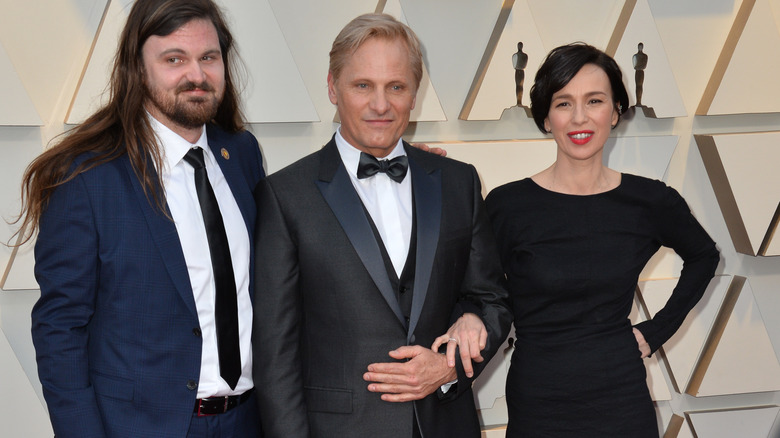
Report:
221,148,230,160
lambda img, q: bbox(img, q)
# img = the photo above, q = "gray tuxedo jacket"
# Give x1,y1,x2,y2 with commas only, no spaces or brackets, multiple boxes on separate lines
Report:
252,138,511,438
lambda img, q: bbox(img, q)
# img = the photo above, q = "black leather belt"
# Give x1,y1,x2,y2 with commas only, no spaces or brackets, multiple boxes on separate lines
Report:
194,387,254,416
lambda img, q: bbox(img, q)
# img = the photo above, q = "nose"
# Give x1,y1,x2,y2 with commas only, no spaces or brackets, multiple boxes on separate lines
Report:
572,102,587,124
369,89,390,114
185,61,207,83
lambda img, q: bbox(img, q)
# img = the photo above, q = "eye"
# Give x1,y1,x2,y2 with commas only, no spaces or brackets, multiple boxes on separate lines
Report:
555,101,569,108
589,98,604,105
167,57,182,64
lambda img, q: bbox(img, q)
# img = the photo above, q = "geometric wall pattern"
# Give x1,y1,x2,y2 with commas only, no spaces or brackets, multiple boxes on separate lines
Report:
666,406,780,438
4,1,780,437
0,43,42,126
461,0,686,120
696,132,780,257
640,276,780,398
442,135,677,195
68,0,319,124
698,0,780,115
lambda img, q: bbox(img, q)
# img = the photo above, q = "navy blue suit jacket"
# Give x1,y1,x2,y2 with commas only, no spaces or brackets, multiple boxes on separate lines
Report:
31,125,264,438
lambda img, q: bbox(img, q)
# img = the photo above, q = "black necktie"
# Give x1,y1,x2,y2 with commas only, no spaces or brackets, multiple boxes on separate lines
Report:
182,147,241,390
357,152,408,183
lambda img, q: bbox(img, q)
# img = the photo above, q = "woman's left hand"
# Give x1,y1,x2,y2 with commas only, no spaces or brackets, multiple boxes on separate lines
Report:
633,327,651,359
431,313,487,378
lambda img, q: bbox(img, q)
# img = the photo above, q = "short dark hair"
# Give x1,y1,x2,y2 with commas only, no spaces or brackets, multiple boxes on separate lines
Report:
530,42,629,134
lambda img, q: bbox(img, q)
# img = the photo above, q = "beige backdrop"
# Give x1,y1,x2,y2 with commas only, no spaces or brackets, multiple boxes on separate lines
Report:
2,0,780,436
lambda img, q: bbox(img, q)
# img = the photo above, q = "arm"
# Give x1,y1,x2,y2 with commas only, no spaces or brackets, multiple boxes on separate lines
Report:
252,179,309,437
31,173,107,438
633,186,719,353
440,165,513,397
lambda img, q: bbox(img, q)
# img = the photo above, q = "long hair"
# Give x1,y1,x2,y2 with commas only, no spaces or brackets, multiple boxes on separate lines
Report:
13,0,244,244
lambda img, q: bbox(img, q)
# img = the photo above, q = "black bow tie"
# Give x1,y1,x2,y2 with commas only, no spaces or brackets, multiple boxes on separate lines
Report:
356,152,408,183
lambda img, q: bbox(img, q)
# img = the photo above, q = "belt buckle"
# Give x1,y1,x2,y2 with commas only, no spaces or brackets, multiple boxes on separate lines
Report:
195,396,229,417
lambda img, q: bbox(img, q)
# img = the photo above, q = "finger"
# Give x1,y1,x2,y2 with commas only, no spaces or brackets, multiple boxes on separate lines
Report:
458,340,474,378
366,362,406,374
479,328,488,350
388,345,423,360
363,371,411,385
367,382,416,394
445,339,458,367
380,392,423,402
431,334,450,352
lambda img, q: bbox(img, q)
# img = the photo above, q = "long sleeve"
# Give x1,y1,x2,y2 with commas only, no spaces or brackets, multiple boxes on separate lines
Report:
252,178,310,437
31,172,107,438
633,185,720,353
446,165,512,397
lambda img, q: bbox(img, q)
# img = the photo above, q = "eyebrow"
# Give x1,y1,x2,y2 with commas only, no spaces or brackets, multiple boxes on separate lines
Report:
552,90,609,100
157,48,222,57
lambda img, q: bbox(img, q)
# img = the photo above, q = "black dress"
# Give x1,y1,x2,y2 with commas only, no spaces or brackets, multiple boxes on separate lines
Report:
485,174,718,438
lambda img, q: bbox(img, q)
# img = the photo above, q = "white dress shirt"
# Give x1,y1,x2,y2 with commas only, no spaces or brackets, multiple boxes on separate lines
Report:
152,116,253,397
334,129,412,275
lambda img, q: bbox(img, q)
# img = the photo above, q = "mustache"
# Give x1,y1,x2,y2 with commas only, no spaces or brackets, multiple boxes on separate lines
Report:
176,81,215,93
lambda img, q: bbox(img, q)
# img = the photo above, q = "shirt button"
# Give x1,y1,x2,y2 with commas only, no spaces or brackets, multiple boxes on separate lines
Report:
187,380,198,391
193,327,202,337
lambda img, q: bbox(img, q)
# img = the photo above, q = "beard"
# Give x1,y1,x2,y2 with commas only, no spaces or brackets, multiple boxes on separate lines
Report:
145,80,222,129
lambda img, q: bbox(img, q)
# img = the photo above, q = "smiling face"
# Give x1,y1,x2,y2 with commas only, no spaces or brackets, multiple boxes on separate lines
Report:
327,37,417,158
142,18,225,142
543,63,619,164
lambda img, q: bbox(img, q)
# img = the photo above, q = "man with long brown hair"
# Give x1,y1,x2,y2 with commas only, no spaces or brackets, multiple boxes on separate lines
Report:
18,1,263,436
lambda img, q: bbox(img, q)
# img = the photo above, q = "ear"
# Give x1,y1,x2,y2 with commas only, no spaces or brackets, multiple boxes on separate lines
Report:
543,117,551,133
612,103,620,127
327,72,338,105
410,93,417,111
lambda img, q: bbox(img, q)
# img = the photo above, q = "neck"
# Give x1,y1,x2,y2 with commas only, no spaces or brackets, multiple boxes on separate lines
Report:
548,160,613,195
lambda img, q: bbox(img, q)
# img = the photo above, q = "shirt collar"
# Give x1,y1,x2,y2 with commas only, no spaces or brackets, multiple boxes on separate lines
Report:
148,113,209,175
334,127,406,178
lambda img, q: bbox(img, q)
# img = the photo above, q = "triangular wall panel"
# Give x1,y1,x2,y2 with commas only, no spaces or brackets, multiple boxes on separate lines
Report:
460,0,546,120
0,42,42,126
686,406,780,437
377,0,446,122
638,276,731,393
692,277,780,397
696,132,780,256
613,0,686,118
461,0,629,121
698,0,780,115
67,0,318,124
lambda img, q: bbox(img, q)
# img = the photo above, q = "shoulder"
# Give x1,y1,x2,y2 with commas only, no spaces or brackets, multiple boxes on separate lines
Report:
619,173,681,203
486,178,533,205
405,143,474,174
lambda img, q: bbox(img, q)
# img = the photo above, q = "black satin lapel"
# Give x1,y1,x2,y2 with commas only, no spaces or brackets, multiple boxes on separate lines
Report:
406,159,442,340
315,164,406,326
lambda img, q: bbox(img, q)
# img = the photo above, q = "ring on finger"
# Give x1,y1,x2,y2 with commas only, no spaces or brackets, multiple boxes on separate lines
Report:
447,337,458,343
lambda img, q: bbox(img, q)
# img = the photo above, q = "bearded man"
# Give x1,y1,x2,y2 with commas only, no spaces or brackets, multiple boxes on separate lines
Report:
19,1,264,437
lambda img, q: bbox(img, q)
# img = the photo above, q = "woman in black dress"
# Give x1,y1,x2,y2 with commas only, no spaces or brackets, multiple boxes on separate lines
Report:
485,43,719,437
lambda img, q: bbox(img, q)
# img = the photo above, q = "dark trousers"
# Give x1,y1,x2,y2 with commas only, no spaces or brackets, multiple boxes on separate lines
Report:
186,393,261,438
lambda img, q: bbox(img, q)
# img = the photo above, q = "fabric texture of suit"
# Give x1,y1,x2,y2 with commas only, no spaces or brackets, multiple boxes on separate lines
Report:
31,124,265,438
252,138,511,438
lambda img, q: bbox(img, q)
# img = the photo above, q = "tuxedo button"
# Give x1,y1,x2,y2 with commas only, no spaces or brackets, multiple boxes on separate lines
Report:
410,335,416,343
193,327,202,337
187,380,198,390
399,286,408,294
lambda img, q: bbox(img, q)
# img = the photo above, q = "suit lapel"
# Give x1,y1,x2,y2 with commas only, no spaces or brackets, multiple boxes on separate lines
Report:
405,145,442,340
206,125,254,242
123,157,198,317
315,140,406,326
